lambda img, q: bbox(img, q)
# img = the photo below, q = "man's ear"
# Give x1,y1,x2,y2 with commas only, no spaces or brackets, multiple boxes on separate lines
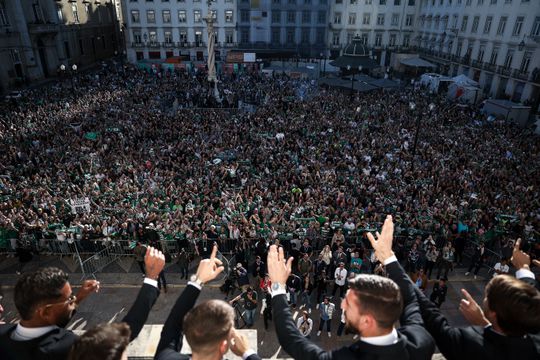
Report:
219,339,229,356
35,304,54,324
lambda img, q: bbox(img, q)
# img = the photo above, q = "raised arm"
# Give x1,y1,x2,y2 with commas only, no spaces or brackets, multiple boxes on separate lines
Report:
268,245,332,360
155,245,224,359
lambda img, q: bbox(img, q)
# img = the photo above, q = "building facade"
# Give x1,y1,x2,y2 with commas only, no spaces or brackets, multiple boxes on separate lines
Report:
415,0,539,105
0,0,121,94
123,0,237,63
328,0,418,66
236,0,328,58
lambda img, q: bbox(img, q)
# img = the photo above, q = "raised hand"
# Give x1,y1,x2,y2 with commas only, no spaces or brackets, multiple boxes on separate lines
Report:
75,279,100,305
458,289,489,327
511,238,531,270
195,244,224,283
366,215,395,263
229,328,250,356
267,245,293,285
145,246,166,280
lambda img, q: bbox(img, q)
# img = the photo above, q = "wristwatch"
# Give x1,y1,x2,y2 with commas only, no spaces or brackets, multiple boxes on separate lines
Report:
271,282,286,292
190,274,204,287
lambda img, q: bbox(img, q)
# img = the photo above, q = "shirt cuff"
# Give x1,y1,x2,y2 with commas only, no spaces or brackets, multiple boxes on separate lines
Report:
516,268,535,280
187,281,202,290
143,278,158,288
383,255,398,266
270,287,287,298
242,349,256,360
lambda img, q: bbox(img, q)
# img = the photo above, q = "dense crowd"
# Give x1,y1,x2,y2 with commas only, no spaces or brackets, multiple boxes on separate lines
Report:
0,64,539,269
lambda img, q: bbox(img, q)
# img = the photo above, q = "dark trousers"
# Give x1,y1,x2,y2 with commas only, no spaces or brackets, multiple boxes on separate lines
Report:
455,249,464,264
332,283,345,298
316,288,326,303
437,260,452,279
137,261,145,275
337,321,346,336
425,261,436,279
468,258,483,275
179,266,189,279
318,318,331,332
157,270,167,291
263,308,272,330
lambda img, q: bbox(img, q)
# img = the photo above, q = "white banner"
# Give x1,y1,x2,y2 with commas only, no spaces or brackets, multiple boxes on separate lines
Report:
70,197,91,215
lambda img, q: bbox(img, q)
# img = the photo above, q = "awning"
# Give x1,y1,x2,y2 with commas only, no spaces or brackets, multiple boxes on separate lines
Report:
319,77,378,92
400,57,437,68
330,56,380,69
369,78,401,89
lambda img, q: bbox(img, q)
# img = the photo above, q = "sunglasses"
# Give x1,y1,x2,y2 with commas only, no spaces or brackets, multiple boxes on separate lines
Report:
44,294,77,308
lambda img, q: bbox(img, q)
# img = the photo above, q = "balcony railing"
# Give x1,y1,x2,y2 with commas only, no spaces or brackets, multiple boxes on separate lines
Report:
497,65,511,76
512,69,529,81
193,41,206,47
483,62,496,72
162,41,175,48
131,42,144,48
27,22,59,34
177,42,189,48
148,42,160,48
471,59,482,68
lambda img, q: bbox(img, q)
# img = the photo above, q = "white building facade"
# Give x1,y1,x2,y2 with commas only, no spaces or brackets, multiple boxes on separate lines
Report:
123,0,237,62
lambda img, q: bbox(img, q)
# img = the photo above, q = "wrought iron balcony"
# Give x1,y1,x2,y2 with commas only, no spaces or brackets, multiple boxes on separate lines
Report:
512,69,529,81
471,60,482,68
131,42,145,48
177,42,189,48
27,22,59,34
497,65,511,76
162,41,175,48
483,62,496,72
148,42,161,48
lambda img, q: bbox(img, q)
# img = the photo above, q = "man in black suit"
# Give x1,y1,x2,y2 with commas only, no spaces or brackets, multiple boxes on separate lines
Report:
155,245,261,360
267,215,435,360
413,237,540,360
0,246,165,360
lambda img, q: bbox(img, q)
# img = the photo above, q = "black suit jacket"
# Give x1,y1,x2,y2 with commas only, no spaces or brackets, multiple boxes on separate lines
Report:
413,286,540,360
154,284,261,360
271,261,435,360
0,283,159,360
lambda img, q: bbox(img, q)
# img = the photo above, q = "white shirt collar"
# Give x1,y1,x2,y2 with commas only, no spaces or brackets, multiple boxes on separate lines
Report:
360,328,399,346
11,323,58,341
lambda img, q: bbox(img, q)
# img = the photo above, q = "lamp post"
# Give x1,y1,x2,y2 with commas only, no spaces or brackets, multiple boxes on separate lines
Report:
204,0,218,100
59,64,77,99
347,65,362,99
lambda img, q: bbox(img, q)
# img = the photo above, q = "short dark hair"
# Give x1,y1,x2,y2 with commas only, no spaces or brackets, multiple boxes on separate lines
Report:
184,300,234,355
347,274,403,329
485,275,540,336
68,322,131,360
14,267,68,320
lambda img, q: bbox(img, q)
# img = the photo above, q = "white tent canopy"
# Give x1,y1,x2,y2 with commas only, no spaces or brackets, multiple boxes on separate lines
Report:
400,57,437,68
452,74,479,87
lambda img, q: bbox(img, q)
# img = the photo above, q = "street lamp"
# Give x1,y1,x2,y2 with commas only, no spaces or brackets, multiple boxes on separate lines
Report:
347,65,362,99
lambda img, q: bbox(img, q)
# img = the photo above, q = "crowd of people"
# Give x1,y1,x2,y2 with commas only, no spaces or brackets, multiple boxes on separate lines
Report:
0,64,538,271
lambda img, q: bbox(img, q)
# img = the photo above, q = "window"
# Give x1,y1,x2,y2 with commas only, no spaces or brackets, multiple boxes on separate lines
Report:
272,29,280,43
179,30,187,43
162,10,171,23
332,32,340,45
164,30,172,43
461,16,468,32
346,33,354,43
348,13,356,25
380,0,386,4
56,5,63,23
72,3,79,23
336,0,343,3
483,16,492,34
503,49,513,68
471,16,479,33
351,0,357,4
394,0,401,4
512,16,524,36
375,33,382,46
391,14,399,26
147,10,155,23
301,28,310,43
302,11,310,24
477,45,485,61
225,10,233,23
0,0,9,26
273,0,280,3
240,10,249,22
318,11,325,24
305,0,311,3
403,34,410,46
131,10,140,23
496,16,507,35
194,10,201,23
287,11,295,23
532,17,540,36
520,51,531,72
389,34,396,46
490,0,496,3
133,30,141,44
408,0,415,4
406,15,413,27
287,29,295,43
376,14,384,26
272,11,280,23
211,10,217,22
84,3,90,15
149,30,157,43
466,0,471,4
225,31,234,44
361,33,368,44
178,10,186,22
288,0,296,3
333,12,341,24
365,0,372,3
316,28,324,43
363,13,370,25
489,46,498,64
